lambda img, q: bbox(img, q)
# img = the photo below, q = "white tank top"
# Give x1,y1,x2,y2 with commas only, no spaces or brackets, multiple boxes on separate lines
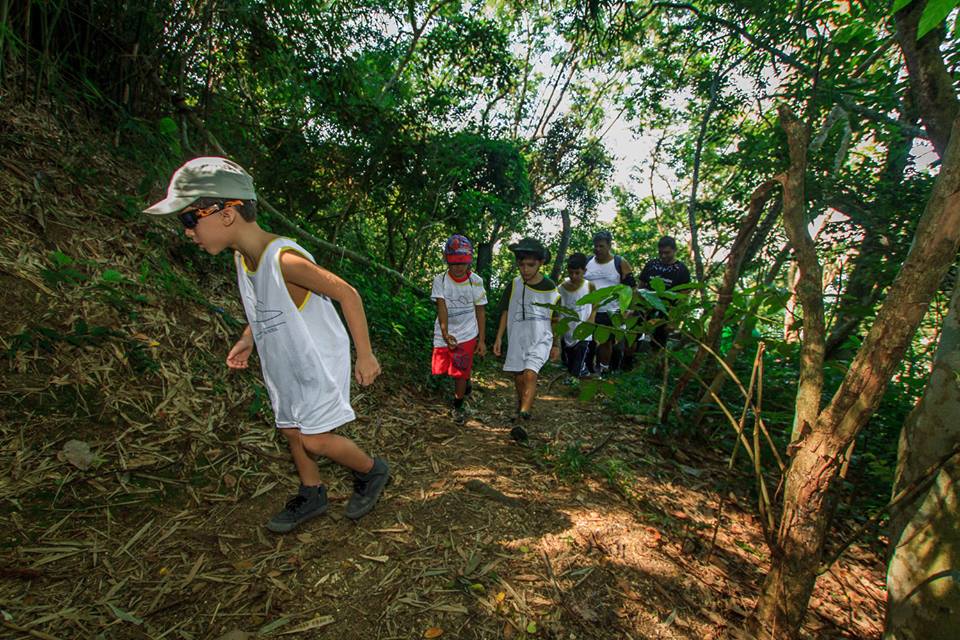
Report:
505,276,559,346
585,256,621,313
559,280,591,346
235,237,355,431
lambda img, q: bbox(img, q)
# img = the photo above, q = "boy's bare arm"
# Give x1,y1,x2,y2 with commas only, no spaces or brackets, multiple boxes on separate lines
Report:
279,252,381,386
437,298,456,347
227,325,254,370
492,309,508,356
475,305,486,356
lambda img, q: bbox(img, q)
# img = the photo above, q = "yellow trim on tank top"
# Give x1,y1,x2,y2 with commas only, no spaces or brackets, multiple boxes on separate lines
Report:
277,246,313,311
242,236,290,273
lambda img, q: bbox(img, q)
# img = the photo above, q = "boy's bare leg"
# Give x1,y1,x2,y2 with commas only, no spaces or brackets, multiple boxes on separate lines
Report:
281,429,323,486
513,373,524,411
519,370,538,413
298,431,375,474
454,378,468,399
597,339,613,369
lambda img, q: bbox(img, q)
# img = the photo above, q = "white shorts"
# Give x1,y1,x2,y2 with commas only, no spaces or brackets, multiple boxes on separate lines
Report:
503,337,552,373
275,409,356,436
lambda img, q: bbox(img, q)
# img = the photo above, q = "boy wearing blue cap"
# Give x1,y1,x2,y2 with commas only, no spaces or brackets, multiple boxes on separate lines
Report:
431,235,488,422
144,157,390,533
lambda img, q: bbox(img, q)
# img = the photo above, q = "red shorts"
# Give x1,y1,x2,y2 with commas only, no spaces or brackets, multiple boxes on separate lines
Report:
431,337,477,380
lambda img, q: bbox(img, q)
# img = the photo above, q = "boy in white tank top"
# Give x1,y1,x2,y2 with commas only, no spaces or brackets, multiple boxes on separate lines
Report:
559,253,597,379
144,157,390,534
492,238,560,442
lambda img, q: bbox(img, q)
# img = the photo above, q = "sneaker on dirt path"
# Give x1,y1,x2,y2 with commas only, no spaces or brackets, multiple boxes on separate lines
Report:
266,485,328,533
345,458,390,520
452,404,468,424
509,425,529,443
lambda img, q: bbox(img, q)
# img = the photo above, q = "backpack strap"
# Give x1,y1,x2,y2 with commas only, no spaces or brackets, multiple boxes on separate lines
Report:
614,254,623,278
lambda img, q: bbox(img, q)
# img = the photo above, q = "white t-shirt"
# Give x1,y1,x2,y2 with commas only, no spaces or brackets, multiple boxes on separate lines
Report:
431,271,488,347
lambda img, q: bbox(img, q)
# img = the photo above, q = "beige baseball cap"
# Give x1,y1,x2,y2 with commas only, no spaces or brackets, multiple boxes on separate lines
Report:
143,156,257,215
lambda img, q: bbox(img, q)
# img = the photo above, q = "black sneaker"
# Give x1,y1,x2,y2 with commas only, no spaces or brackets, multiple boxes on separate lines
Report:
509,425,529,443
345,458,390,520
266,485,328,533
452,403,467,424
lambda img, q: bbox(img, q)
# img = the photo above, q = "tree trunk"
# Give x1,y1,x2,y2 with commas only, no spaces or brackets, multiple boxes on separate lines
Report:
774,108,824,443
749,113,960,639
550,209,572,282
659,178,781,422
894,0,958,158
686,70,722,298
884,280,960,639
783,260,801,343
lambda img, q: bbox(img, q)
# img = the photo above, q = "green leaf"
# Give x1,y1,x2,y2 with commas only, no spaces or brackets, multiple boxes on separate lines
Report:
649,277,666,294
157,116,178,136
573,322,595,341
106,603,143,625
893,0,916,11
526,621,538,634
917,0,959,38
259,616,292,634
50,250,73,267
101,269,124,283
576,285,619,306
618,287,634,313
639,290,668,314
595,325,610,344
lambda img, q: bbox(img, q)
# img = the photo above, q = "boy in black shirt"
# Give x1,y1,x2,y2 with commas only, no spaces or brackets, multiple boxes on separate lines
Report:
638,236,692,352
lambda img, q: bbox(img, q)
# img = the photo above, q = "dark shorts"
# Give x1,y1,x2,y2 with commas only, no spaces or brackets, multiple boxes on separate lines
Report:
594,312,616,343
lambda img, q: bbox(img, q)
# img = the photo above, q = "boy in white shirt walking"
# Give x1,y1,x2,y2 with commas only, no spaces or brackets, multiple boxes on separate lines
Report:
493,238,560,441
559,253,597,379
431,235,488,422
144,157,390,534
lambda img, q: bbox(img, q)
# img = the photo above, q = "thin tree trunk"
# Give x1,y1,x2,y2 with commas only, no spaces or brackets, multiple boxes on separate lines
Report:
783,260,801,343
686,69,723,298
885,279,960,639
774,108,824,443
550,209,571,282
659,177,781,422
749,112,960,639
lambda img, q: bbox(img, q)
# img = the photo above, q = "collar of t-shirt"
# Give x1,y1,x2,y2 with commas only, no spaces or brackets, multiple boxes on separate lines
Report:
447,270,471,283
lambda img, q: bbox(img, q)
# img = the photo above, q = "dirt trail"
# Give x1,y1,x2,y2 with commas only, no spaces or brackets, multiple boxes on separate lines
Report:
0,359,886,640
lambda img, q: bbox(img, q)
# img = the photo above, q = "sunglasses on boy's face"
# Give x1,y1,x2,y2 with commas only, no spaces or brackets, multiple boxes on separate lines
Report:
178,200,243,229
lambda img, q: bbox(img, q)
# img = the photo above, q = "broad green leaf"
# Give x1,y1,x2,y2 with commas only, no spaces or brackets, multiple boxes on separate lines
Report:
595,325,610,344
573,323,594,341
618,286,634,313
649,277,666,294
892,0,915,12
640,290,668,314
576,285,619,306
917,0,959,38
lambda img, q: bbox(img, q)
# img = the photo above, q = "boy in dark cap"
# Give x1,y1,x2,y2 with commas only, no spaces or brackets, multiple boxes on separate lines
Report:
492,238,560,441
